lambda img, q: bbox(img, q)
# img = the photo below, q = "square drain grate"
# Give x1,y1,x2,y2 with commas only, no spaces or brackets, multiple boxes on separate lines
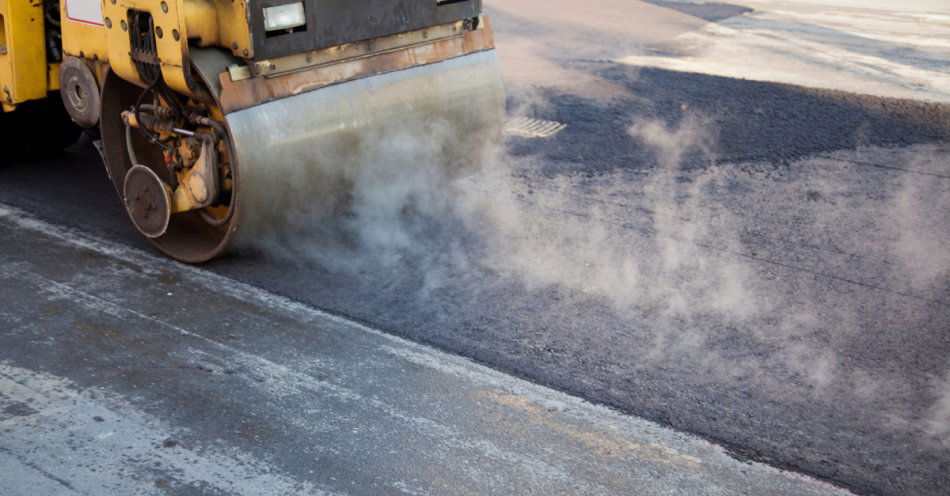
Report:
503,117,567,138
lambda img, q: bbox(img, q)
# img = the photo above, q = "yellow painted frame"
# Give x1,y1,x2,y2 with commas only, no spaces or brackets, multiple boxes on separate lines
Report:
103,0,195,95
100,0,251,98
0,0,48,111
60,0,109,63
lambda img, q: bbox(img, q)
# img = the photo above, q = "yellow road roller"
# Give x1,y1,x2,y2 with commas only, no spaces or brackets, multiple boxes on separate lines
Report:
0,0,504,262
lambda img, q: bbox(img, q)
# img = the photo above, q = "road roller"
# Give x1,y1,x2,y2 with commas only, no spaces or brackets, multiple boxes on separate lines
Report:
0,0,504,262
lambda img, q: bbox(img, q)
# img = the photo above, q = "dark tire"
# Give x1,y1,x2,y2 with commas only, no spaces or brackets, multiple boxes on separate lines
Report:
0,93,83,161
99,69,238,263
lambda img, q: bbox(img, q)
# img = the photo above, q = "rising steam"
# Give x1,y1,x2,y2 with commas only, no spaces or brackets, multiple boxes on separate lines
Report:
249,95,950,450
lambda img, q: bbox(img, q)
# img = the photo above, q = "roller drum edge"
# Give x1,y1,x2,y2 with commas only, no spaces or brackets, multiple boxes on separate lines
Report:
224,50,506,251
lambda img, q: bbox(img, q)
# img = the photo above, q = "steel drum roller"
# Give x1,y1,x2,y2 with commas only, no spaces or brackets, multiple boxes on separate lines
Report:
101,48,505,262
226,51,506,250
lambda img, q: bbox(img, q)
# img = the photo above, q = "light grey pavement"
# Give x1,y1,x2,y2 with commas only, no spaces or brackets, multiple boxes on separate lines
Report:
0,205,848,495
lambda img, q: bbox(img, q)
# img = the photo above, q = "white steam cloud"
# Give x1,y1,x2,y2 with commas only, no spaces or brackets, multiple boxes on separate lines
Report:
248,95,950,449
924,366,950,449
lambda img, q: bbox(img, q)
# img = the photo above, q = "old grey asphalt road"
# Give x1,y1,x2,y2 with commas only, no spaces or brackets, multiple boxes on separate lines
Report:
0,206,846,495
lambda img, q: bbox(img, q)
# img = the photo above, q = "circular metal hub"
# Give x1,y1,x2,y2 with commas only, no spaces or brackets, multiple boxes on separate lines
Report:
123,165,172,239
59,56,101,128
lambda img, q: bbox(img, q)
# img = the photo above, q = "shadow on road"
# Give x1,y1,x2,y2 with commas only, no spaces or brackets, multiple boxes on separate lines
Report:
506,64,950,176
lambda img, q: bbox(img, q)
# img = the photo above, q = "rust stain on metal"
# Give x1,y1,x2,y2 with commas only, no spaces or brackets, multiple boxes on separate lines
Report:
217,22,496,114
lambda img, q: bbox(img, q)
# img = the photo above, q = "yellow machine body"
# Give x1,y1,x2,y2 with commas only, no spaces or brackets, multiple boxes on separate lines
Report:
0,0,57,111
1,0,505,262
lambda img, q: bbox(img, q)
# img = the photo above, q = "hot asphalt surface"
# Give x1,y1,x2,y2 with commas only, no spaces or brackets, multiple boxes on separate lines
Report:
2,3,950,496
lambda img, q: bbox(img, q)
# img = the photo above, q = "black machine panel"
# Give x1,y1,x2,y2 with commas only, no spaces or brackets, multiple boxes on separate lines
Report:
250,0,482,60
